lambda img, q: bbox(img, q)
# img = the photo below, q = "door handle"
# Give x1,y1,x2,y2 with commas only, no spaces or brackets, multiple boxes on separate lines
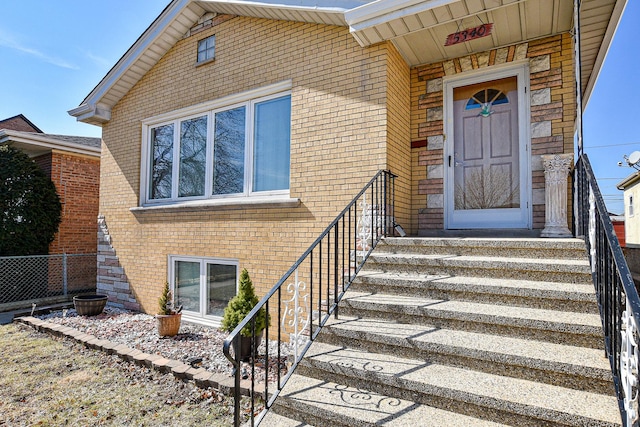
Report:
449,156,452,167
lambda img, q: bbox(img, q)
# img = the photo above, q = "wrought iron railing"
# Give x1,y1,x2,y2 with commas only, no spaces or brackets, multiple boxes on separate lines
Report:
223,170,397,426
575,154,640,426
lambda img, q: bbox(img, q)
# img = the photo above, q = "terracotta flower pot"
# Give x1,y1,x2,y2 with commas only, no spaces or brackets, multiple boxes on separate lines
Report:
156,313,181,337
73,294,108,316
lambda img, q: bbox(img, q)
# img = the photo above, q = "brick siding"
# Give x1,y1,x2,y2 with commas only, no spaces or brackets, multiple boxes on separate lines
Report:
44,151,100,254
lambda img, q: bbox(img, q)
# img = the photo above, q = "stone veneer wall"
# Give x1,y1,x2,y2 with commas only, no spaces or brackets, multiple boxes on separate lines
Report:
411,33,576,234
97,215,140,311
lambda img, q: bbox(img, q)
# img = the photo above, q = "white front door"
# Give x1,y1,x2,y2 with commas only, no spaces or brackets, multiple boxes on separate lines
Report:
445,66,530,229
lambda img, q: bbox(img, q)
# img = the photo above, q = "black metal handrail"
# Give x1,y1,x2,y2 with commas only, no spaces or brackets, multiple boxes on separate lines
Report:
222,170,397,426
575,154,640,426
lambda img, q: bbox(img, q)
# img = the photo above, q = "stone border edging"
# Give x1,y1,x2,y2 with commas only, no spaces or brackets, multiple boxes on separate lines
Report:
15,316,264,399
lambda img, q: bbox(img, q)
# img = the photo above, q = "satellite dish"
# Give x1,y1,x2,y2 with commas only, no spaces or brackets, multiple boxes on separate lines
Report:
629,151,640,165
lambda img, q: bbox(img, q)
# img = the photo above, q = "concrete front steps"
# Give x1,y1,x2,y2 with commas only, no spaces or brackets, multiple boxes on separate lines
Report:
261,237,620,426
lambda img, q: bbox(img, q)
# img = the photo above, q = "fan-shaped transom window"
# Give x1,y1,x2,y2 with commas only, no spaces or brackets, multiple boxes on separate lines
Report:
465,88,509,110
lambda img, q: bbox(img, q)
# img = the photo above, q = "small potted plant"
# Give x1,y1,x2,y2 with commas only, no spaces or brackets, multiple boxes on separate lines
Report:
221,268,270,361
157,282,182,337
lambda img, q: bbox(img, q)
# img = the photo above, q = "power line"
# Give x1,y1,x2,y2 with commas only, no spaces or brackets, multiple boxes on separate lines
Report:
585,142,640,149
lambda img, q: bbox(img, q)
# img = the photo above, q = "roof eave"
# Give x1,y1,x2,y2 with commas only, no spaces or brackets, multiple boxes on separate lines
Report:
345,0,457,45
0,130,101,158
69,0,194,125
68,103,112,126
69,0,351,126
582,0,628,108
617,171,640,190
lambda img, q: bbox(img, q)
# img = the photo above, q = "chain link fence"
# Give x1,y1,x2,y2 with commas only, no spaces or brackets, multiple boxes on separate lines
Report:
0,254,96,310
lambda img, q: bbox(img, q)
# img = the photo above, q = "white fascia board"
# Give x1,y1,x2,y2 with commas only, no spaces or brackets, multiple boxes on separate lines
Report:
618,172,640,191
69,0,193,123
201,0,351,14
0,131,101,157
68,103,111,124
345,0,458,31
582,0,628,108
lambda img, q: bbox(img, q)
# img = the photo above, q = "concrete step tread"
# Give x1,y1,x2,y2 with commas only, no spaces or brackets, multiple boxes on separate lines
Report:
370,252,590,267
354,271,596,296
260,411,313,427
277,373,510,426
343,291,603,329
323,316,610,376
301,342,620,425
383,237,587,250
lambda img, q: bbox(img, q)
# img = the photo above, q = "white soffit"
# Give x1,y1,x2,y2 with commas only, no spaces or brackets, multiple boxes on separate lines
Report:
195,0,352,26
346,0,625,105
70,0,625,125
69,0,354,126
580,0,627,105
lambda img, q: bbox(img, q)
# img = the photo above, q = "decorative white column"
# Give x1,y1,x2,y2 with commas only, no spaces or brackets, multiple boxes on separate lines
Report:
541,154,573,238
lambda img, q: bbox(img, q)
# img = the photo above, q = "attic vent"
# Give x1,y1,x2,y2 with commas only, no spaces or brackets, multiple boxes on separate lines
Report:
183,13,236,38
198,12,217,25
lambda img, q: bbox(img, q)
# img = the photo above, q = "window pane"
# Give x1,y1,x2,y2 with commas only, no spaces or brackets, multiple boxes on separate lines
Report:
175,261,200,312
253,95,291,192
179,116,207,197
213,107,245,194
150,124,174,199
207,264,236,317
197,35,215,62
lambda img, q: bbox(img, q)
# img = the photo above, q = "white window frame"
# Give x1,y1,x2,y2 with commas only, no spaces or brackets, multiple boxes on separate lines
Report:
629,195,634,217
140,81,292,207
168,255,239,327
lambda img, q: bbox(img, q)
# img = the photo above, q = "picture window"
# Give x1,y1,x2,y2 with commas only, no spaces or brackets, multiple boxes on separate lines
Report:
143,88,291,206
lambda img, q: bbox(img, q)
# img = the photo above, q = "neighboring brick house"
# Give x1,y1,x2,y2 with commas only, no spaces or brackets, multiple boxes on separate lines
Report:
69,0,624,324
0,115,101,254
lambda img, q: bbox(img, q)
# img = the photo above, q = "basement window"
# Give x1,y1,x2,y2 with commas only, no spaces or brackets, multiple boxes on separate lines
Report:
197,35,215,63
169,255,238,326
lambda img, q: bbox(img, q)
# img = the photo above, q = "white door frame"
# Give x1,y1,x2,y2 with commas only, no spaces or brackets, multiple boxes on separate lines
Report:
443,62,531,229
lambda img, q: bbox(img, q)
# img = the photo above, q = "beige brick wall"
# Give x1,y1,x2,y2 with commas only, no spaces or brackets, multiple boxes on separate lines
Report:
100,15,401,313
411,33,576,234
385,43,412,234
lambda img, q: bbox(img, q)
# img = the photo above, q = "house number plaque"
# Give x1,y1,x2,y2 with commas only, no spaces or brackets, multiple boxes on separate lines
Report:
445,23,493,46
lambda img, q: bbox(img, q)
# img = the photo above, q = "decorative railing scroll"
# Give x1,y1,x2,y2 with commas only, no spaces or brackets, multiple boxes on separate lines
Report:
223,170,397,427
575,154,640,427
281,269,310,361
621,305,639,425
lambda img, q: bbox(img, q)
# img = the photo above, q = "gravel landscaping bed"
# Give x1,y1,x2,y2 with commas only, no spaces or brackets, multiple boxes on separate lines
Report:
36,306,291,384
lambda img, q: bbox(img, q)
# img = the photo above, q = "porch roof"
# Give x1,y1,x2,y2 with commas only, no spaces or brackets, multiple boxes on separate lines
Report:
69,0,627,126
0,130,101,158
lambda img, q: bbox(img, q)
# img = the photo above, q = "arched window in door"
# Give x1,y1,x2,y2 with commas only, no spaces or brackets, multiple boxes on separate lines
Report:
465,88,509,117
